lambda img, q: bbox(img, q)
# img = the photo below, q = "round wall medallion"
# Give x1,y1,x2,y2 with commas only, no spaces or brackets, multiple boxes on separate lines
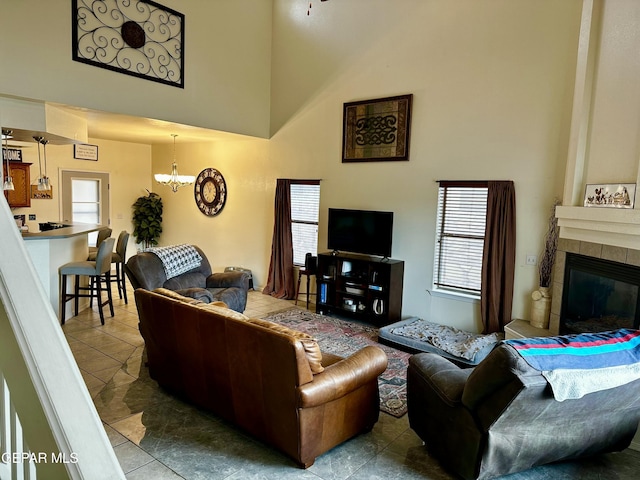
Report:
121,21,146,49
194,168,227,216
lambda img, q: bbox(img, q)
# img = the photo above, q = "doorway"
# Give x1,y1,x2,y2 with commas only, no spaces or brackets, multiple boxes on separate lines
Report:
61,170,110,246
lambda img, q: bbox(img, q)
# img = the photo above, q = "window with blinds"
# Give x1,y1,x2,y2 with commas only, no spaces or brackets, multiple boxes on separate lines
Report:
433,181,488,296
290,181,320,265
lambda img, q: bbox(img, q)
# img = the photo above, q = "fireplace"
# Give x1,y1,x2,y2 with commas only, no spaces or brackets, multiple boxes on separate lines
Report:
560,253,640,334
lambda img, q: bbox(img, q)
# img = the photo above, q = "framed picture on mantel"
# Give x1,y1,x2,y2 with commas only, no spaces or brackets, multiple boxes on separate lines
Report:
342,94,412,163
584,183,635,208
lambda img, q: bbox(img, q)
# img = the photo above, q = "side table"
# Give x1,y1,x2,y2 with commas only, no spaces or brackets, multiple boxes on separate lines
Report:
504,319,555,340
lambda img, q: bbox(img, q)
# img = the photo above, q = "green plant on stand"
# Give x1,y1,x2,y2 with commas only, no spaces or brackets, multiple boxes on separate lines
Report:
531,199,561,329
132,190,163,249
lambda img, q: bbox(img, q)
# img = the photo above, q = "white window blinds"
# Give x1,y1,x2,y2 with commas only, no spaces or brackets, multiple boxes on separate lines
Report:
433,182,488,295
290,181,320,265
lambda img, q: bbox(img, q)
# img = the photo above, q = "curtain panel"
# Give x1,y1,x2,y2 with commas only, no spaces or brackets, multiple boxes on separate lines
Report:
481,181,516,333
263,179,295,299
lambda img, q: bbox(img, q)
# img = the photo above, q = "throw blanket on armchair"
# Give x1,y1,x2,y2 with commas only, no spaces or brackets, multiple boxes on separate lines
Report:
145,244,203,280
504,329,640,401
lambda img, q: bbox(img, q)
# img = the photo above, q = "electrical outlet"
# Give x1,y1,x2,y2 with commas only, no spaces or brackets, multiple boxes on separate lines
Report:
29,214,36,221
526,255,537,266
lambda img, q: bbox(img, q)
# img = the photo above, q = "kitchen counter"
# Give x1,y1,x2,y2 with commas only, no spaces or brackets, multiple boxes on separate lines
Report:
22,223,106,239
22,224,110,319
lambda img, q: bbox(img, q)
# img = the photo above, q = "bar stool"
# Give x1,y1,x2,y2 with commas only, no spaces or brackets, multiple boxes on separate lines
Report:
59,237,115,325
110,230,130,304
87,227,112,260
295,253,317,309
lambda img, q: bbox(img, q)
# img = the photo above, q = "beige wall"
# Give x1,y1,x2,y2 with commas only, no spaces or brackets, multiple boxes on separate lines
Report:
2,0,591,333
585,0,640,185
151,136,273,284
0,0,272,138
268,0,582,331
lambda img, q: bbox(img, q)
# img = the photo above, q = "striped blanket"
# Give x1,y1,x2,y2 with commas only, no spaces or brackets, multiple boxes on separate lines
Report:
145,244,203,280
504,329,640,401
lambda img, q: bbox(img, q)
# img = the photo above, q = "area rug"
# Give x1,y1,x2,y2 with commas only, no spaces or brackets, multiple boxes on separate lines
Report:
263,308,411,417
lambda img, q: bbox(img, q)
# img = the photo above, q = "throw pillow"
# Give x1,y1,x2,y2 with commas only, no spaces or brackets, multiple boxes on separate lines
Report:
248,318,324,374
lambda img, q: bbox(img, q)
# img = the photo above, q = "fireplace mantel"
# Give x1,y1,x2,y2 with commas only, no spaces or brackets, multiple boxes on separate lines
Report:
556,206,640,250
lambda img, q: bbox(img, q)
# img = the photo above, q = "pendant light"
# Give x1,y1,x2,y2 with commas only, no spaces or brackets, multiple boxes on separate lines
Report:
154,134,195,193
2,129,14,191
33,136,50,191
40,137,50,191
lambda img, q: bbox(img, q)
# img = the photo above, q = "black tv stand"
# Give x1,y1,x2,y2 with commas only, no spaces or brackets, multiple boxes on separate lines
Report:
315,252,404,327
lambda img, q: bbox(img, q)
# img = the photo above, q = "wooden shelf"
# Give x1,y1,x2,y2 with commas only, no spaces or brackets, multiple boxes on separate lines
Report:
315,252,404,327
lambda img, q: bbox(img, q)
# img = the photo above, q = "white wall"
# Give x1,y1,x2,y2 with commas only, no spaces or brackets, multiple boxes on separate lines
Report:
0,0,272,138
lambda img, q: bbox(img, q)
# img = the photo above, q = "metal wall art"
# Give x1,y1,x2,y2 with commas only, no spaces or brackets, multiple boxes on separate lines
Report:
342,94,412,163
584,183,636,208
72,0,184,88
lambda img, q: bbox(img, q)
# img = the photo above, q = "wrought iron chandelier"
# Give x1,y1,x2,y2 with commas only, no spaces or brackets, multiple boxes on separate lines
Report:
2,129,14,191
154,134,195,193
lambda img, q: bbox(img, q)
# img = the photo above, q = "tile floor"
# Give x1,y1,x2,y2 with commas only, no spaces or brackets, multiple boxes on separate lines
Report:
61,286,640,479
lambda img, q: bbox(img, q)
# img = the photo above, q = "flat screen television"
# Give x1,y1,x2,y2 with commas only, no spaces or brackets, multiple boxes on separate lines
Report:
327,208,394,257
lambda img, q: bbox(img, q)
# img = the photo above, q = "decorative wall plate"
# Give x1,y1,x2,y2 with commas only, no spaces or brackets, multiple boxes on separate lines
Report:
194,168,227,216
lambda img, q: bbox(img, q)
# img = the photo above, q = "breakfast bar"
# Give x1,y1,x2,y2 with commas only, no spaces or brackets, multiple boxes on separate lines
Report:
22,224,109,319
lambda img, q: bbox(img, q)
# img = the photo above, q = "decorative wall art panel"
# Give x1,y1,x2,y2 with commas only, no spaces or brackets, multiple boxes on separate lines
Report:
342,94,413,162
31,185,53,200
584,183,635,208
72,0,184,88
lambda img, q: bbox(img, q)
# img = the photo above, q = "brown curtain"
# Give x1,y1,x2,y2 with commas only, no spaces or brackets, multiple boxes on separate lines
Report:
263,179,295,299
480,181,516,334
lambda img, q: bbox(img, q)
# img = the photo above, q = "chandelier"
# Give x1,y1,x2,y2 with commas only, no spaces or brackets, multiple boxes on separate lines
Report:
154,134,195,193
2,129,14,191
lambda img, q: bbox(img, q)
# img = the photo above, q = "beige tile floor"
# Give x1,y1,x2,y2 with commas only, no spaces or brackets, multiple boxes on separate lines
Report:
61,285,640,479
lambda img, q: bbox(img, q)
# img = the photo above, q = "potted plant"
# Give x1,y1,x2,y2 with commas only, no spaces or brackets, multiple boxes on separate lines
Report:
132,190,163,249
531,199,560,328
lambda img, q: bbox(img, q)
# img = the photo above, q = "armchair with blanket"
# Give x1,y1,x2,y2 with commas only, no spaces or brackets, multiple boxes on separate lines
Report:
407,329,640,480
125,244,250,312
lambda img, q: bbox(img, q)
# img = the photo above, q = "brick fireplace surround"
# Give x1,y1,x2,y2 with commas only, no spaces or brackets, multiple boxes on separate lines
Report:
506,237,640,340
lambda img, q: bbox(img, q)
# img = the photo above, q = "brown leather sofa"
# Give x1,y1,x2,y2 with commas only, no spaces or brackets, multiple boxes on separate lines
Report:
134,288,388,467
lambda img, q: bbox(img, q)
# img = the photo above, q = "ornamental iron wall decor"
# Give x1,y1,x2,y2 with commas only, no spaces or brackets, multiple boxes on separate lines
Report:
72,0,184,88
342,94,412,162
